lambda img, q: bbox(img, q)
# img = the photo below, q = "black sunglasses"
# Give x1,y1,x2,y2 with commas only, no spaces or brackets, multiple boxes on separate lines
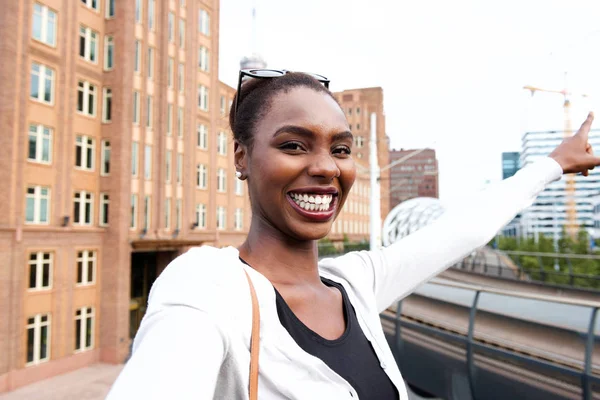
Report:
234,69,330,116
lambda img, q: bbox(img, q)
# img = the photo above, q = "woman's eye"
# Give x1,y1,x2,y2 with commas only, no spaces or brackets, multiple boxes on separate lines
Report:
280,142,305,151
333,146,351,156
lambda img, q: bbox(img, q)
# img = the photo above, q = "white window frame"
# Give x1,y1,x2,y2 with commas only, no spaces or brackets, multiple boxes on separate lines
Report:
234,208,243,231
165,150,172,183
198,46,209,72
176,199,182,230
75,135,95,171
134,40,141,73
147,0,155,30
178,63,184,93
168,12,174,43
32,3,57,47
235,177,244,196
198,85,208,111
73,191,94,226
217,168,226,193
135,0,142,23
197,124,208,149
80,0,99,11
216,206,226,230
167,104,173,135
164,197,171,230
99,193,109,226
77,80,97,117
196,203,206,229
168,58,174,88
131,141,139,177
100,139,110,176
133,91,140,125
197,164,207,189
79,25,98,63
177,107,183,137
30,62,54,105
144,145,152,180
105,0,115,18
130,194,138,229
26,314,51,366
198,9,210,36
217,132,227,155
102,87,112,122
28,252,53,291
179,19,185,49
143,195,151,230
220,95,226,116
76,250,96,285
104,36,114,70
147,47,154,79
74,307,94,352
146,96,153,129
176,154,183,185
25,186,50,225
28,124,52,164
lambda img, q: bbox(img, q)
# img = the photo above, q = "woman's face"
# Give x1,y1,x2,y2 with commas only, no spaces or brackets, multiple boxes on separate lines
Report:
243,87,356,241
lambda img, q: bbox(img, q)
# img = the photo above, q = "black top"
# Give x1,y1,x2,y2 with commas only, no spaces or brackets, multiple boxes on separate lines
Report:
274,277,399,399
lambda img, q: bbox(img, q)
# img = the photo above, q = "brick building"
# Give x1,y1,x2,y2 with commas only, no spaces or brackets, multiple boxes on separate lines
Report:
0,0,252,392
389,148,439,210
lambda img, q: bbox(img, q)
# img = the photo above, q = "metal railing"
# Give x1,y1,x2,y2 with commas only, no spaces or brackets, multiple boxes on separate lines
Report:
381,279,600,399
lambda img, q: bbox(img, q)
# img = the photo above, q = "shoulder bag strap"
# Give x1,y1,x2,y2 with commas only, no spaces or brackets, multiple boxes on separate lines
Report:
243,270,260,400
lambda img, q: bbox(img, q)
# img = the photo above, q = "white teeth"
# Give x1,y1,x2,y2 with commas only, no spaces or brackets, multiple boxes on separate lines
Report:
315,197,322,205
309,196,315,203
290,192,335,212
300,201,306,208
303,194,309,202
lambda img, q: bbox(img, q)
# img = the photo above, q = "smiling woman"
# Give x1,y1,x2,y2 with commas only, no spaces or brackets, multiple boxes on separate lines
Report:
107,71,600,400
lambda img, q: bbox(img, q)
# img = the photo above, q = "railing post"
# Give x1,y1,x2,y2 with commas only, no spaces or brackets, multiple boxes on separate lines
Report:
583,307,598,400
467,291,481,400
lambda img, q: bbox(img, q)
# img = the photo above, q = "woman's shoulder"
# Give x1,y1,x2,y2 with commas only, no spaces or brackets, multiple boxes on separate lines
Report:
147,246,248,316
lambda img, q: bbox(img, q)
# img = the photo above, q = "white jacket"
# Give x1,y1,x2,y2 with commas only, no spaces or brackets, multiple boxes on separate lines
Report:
107,157,562,399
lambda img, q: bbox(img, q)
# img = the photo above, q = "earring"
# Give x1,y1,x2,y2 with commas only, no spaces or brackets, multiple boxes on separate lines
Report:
235,171,242,179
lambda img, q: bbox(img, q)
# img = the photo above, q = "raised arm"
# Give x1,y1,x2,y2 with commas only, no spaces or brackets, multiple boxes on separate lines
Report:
106,306,227,400
364,112,599,311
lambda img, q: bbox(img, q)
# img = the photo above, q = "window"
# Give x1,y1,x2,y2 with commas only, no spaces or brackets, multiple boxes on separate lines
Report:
100,140,110,175
356,107,360,114
147,0,155,30
102,87,112,122
198,9,210,36
356,123,361,130
146,96,153,129
197,124,208,149
217,132,227,155
168,13,174,42
28,124,52,164
179,19,185,49
134,40,141,73
99,193,109,226
130,194,137,228
176,199,182,230
75,135,94,170
32,3,57,47
106,0,115,18
234,208,243,231
143,196,150,230
73,191,93,226
74,307,94,352
195,204,206,229
217,168,226,192
135,0,142,23
30,62,54,104
168,58,174,88
131,141,139,176
79,26,98,63
76,250,96,285
348,108,352,115
147,48,154,79
220,95,226,115
216,206,225,230
196,164,207,189
133,91,140,124
176,153,182,184
77,81,97,117
104,36,114,70
198,46,209,72
26,314,50,365
25,186,50,224
165,150,172,183
164,197,171,229
355,136,364,148
167,104,173,135
144,145,152,179
177,107,183,137
235,177,244,196
178,63,184,92
28,252,52,290
80,0,99,11
198,85,208,111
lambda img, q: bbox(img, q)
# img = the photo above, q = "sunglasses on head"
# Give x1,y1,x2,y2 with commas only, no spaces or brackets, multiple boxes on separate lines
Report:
234,69,330,116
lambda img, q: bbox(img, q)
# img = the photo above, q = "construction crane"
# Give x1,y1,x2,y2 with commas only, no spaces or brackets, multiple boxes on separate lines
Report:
524,78,589,238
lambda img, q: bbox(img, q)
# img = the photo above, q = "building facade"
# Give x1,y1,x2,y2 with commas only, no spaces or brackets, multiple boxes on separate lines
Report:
519,129,600,240
388,148,439,210
502,151,520,179
329,87,390,242
0,0,253,392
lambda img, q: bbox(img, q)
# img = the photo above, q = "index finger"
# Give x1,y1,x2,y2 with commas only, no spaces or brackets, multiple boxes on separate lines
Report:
576,112,595,140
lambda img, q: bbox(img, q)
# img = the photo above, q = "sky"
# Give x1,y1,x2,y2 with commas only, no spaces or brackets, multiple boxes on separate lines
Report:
218,0,600,202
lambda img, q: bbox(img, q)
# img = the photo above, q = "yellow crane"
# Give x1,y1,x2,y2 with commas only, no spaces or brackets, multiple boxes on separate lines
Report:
524,81,588,238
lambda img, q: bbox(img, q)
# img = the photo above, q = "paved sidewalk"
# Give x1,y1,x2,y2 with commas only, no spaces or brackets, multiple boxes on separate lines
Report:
0,364,123,400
